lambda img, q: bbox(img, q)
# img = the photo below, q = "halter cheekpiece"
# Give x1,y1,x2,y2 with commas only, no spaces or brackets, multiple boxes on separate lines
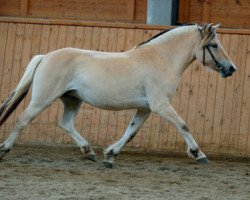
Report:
199,25,223,70
202,45,223,70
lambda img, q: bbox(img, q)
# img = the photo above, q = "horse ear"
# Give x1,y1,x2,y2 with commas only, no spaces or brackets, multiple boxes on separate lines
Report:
205,23,213,33
198,23,212,36
213,23,221,31
200,23,215,45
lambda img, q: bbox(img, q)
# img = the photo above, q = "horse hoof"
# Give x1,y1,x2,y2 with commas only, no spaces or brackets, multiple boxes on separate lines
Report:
87,154,97,162
196,157,209,164
103,160,114,168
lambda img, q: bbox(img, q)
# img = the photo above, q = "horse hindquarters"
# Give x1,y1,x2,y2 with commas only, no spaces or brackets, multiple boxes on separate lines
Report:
0,55,44,127
0,53,77,160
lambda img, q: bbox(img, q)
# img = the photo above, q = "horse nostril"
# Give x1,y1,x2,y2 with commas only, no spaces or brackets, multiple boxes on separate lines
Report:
229,66,236,72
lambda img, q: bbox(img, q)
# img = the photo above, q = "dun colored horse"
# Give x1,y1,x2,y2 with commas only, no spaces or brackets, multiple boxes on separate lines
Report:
0,24,236,167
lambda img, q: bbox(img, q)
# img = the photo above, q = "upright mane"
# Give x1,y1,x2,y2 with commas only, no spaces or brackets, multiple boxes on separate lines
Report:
138,29,171,46
138,23,199,47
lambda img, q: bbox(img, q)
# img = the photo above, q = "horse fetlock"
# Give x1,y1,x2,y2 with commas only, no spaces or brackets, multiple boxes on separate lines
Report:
0,141,13,150
103,153,115,168
103,147,118,168
187,148,199,158
82,145,92,154
81,145,97,162
187,148,207,160
0,143,11,160
104,149,114,159
104,145,119,157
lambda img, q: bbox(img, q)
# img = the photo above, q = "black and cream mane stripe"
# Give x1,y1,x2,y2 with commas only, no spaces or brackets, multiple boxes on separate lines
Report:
138,23,214,47
138,29,170,46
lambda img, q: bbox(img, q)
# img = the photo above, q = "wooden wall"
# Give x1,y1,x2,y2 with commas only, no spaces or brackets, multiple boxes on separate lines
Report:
0,0,147,23
0,17,250,156
179,0,250,29
1,1,250,28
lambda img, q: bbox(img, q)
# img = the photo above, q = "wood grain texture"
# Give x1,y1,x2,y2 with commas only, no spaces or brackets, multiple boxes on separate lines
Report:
179,0,250,29
0,0,146,23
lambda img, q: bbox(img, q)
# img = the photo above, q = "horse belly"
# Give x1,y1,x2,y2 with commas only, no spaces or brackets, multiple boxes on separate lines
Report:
65,54,150,110
69,85,149,111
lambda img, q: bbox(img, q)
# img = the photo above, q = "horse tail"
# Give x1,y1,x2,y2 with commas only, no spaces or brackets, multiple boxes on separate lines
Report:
0,55,44,126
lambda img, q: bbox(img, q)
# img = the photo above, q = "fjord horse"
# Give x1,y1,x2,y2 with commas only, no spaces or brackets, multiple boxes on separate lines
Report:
0,24,236,167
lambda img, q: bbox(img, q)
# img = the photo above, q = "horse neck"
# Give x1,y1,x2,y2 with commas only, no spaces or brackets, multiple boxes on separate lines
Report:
145,26,200,77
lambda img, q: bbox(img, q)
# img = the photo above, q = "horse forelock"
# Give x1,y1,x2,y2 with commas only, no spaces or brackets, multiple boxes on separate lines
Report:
198,23,217,43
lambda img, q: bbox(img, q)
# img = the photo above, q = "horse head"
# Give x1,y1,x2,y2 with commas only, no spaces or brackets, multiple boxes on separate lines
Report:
196,23,237,78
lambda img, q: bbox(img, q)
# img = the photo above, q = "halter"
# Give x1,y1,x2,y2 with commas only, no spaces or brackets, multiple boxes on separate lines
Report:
202,44,223,70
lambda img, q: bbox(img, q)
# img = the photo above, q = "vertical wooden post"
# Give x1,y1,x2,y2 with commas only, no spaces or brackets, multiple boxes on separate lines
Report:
20,0,29,16
178,0,190,23
127,0,135,22
201,0,211,22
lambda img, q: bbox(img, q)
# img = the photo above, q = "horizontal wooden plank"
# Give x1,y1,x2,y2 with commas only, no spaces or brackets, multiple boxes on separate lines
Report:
0,16,170,30
0,0,147,23
0,0,20,16
0,17,250,35
179,0,250,29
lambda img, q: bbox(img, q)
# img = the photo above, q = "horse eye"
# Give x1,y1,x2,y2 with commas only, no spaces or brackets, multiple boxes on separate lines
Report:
212,43,218,48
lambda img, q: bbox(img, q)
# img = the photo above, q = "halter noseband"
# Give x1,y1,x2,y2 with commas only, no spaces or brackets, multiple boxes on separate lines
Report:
202,44,223,70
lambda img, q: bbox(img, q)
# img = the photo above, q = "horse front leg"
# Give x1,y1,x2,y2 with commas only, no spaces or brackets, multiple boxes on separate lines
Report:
152,103,209,163
103,109,150,168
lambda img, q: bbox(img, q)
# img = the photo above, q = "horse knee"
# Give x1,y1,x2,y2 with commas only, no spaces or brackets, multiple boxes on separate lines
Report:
59,120,72,133
14,118,29,131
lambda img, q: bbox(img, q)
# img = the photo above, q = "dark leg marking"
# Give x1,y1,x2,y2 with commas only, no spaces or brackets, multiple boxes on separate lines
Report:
127,122,137,142
182,124,190,132
103,149,115,168
107,149,116,157
190,148,209,164
190,148,199,158
127,131,137,143
107,149,114,156
0,149,10,160
4,149,10,153
83,145,91,154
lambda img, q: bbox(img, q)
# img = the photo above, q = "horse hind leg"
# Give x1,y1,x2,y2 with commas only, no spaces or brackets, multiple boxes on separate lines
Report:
59,94,96,162
0,100,51,160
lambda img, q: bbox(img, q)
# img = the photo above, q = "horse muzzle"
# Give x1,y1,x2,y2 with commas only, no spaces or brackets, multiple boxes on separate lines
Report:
219,63,237,78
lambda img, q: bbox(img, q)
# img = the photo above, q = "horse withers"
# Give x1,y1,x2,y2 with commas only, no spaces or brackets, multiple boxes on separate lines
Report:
0,24,236,167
